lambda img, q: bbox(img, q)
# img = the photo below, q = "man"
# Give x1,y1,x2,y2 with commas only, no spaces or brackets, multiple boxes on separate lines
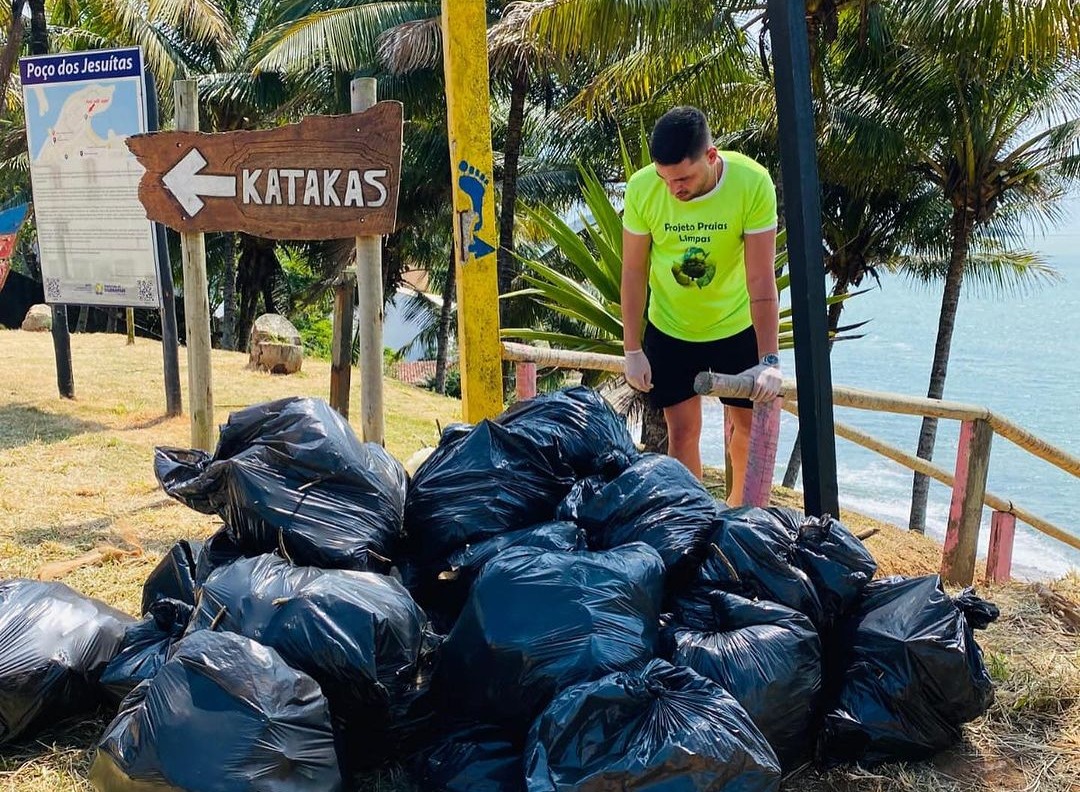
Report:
621,106,782,504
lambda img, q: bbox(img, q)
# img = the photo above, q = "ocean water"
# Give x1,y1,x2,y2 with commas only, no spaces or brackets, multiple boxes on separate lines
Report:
700,247,1080,580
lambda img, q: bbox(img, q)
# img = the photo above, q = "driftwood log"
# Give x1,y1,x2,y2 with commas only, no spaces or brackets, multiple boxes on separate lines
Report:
1033,584,1080,632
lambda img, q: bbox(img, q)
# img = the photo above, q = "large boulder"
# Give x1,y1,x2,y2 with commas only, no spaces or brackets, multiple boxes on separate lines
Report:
248,313,303,374
21,304,51,332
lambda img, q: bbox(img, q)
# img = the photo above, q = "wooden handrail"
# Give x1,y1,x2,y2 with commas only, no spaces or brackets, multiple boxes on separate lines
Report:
782,401,1080,553
502,341,623,373
694,371,990,421
988,414,1080,478
694,371,1079,476
502,344,1080,579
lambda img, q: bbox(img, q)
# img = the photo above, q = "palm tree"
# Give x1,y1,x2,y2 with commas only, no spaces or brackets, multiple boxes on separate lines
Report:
374,1,572,323
875,17,1080,532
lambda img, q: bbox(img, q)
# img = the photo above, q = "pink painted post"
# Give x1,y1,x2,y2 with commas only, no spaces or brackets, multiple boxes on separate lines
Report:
986,510,1016,584
515,361,537,400
742,397,783,507
723,407,735,501
941,418,993,586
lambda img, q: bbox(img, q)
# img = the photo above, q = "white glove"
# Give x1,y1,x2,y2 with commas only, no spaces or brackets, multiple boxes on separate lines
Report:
740,362,782,402
624,349,653,392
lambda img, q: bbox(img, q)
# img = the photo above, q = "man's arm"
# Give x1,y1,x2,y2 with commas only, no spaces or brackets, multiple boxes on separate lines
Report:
621,229,652,351
744,228,779,357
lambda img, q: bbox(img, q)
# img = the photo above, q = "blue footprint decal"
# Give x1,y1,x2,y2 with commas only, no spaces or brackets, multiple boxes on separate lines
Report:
458,160,496,258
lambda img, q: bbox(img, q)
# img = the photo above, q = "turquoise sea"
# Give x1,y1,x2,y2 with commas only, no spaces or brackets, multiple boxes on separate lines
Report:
700,225,1080,580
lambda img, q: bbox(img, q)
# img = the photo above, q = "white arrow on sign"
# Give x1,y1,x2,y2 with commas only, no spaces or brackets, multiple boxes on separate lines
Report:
162,148,237,216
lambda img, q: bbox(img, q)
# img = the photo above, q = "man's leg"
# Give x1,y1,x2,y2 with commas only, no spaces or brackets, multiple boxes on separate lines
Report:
664,396,703,478
726,405,753,505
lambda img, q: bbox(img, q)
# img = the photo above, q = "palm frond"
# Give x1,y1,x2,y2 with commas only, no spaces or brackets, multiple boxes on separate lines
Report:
252,2,435,74
376,15,440,74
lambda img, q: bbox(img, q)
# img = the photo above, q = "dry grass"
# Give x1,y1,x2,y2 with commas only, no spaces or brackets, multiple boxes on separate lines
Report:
0,328,1077,792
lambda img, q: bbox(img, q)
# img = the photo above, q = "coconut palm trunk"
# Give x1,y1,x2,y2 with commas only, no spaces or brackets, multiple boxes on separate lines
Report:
0,0,27,113
640,402,668,454
497,67,527,309
782,271,849,488
435,249,456,395
909,207,973,532
222,234,237,350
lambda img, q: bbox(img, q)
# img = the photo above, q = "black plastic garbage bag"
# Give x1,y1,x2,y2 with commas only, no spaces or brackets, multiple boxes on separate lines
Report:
142,540,202,614
416,721,524,792
419,522,587,630
405,421,576,568
792,512,877,623
189,554,436,770
155,397,407,572
442,521,586,583
525,659,781,791
553,475,608,522
101,598,194,703
822,575,998,765
495,386,639,478
0,580,133,744
90,630,341,792
188,554,323,638
685,507,824,625
194,526,251,586
575,454,717,580
435,544,665,729
667,591,821,769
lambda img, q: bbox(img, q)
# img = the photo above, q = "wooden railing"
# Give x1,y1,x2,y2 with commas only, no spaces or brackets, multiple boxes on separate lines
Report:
501,341,1080,586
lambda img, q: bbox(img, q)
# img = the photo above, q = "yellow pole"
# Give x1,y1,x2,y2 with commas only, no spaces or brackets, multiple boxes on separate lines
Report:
441,0,504,422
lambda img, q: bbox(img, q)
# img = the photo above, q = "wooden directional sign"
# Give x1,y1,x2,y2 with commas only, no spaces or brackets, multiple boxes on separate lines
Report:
126,102,403,240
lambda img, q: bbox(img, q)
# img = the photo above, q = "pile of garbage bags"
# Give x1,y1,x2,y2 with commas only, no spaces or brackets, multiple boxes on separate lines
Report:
0,389,1001,792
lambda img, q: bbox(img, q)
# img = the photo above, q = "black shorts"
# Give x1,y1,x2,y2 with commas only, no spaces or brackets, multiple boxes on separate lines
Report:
642,323,759,410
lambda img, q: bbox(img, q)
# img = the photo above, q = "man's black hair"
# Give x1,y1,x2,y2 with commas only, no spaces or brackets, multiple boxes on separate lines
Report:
649,107,712,165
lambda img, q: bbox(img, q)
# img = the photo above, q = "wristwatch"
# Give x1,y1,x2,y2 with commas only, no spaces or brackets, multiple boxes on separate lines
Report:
760,353,780,367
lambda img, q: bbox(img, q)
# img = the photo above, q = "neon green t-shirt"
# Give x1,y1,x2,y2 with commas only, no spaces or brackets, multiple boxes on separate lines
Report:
622,151,777,342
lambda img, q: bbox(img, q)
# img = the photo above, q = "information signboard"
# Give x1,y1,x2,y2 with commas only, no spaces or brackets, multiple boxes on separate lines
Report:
20,47,161,307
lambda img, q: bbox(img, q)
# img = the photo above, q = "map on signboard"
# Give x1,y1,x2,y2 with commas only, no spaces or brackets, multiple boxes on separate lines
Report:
25,80,141,164
20,47,161,308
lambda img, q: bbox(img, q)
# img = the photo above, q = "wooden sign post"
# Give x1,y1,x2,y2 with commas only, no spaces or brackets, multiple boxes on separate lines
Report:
127,101,403,444
351,78,384,445
173,80,214,451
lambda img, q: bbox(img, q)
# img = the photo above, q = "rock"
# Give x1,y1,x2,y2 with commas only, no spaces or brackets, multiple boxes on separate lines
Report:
250,342,303,375
21,304,51,332
249,313,301,352
248,314,303,374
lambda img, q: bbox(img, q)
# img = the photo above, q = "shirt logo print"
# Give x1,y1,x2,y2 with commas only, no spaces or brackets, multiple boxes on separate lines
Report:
671,246,716,288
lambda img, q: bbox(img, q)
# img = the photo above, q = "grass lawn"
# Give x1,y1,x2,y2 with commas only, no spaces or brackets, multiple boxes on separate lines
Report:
0,328,1077,792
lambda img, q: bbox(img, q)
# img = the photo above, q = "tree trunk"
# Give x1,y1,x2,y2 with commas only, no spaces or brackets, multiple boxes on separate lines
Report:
782,270,848,488
222,233,237,350
75,305,89,332
640,401,668,454
909,207,972,532
0,0,27,115
235,235,278,348
106,308,117,333
27,0,44,55
781,433,803,489
261,276,276,315
434,249,456,394
496,68,528,321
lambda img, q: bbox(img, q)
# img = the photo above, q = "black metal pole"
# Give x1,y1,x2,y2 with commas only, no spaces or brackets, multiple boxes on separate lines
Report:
143,70,182,417
50,304,74,397
28,0,74,398
767,0,839,518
